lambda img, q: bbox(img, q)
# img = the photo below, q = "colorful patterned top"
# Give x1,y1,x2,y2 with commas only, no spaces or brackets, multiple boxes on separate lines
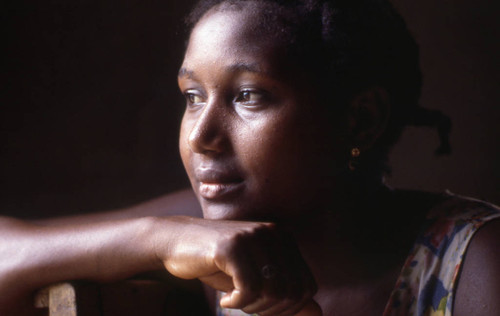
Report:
383,193,500,316
217,193,500,316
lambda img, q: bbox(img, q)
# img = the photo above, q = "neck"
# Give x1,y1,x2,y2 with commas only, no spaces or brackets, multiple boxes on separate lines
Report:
283,177,443,316
289,181,430,285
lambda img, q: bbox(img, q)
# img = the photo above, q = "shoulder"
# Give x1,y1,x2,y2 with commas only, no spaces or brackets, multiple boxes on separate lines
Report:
425,192,500,222
453,217,500,316
427,193,500,316
384,192,499,315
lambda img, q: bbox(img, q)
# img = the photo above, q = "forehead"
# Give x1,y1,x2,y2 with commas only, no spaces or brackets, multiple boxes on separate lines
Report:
182,7,286,75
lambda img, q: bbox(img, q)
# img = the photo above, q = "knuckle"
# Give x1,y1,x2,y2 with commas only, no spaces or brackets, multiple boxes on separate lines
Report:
213,232,246,260
211,243,226,263
227,231,251,249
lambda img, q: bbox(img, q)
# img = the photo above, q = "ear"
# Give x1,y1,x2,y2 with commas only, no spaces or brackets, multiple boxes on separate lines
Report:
347,86,390,150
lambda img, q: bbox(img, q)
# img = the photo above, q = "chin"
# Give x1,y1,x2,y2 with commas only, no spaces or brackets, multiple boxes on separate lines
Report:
202,203,241,220
201,202,263,221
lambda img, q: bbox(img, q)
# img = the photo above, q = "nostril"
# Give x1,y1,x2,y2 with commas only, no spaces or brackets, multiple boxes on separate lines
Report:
187,117,227,155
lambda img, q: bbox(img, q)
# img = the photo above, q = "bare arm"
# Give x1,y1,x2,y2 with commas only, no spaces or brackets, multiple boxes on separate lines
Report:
0,188,201,314
0,216,165,314
0,188,318,316
454,219,500,316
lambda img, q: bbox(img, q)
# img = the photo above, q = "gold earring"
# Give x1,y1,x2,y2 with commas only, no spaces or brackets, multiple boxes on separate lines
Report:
348,147,360,171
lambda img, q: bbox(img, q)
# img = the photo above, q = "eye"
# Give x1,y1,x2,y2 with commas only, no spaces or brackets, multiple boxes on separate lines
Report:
184,91,205,106
234,90,265,105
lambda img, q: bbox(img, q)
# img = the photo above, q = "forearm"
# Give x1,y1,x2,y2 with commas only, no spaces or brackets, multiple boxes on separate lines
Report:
0,188,202,312
0,216,167,307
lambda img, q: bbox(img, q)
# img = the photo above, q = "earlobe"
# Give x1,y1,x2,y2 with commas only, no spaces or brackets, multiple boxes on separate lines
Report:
347,86,390,150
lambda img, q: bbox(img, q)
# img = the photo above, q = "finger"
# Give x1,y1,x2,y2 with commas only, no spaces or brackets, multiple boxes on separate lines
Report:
240,296,277,314
216,235,263,309
220,224,294,310
217,223,316,312
253,263,318,315
294,299,323,316
199,271,234,292
242,227,316,314
256,292,315,316
219,263,261,309
250,298,294,316
233,264,286,314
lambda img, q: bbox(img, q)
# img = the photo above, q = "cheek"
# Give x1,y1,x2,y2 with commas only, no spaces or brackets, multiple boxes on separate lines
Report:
240,110,342,191
178,116,192,174
236,112,302,182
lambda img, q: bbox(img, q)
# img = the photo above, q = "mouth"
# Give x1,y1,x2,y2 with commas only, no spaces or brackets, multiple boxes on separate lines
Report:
195,167,244,200
199,181,244,200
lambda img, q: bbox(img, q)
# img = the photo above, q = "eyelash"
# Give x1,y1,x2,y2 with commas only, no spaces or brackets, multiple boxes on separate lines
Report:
234,89,266,106
184,91,205,107
183,89,269,108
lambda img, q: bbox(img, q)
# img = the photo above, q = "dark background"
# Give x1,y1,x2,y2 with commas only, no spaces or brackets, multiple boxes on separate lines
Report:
1,0,499,219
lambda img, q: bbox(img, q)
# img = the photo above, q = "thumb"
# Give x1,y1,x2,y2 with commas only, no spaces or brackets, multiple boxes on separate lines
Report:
295,299,323,316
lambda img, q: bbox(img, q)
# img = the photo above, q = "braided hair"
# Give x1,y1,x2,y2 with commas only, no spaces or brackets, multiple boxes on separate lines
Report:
185,0,451,172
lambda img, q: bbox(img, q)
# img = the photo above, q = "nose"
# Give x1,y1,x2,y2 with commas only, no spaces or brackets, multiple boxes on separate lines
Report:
187,99,229,155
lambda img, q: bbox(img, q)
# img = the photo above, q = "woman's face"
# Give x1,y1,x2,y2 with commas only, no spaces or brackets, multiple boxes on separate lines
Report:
178,6,345,221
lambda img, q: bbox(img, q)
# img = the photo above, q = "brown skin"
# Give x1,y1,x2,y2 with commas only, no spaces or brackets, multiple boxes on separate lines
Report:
178,8,345,224
0,3,499,316
454,219,500,316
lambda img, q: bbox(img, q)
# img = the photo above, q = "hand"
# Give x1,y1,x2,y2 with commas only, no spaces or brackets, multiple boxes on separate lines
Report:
295,299,323,316
156,216,318,315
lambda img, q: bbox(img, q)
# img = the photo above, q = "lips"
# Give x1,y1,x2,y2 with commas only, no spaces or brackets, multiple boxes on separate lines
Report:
194,167,244,200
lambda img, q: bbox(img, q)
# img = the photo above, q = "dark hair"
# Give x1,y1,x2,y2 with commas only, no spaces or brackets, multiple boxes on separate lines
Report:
185,0,451,172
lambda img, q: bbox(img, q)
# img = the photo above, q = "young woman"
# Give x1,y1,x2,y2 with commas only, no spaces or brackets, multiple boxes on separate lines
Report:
1,0,499,315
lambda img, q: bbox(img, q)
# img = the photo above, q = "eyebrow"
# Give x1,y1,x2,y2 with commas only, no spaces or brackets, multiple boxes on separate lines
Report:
178,62,267,79
227,62,263,74
178,67,195,79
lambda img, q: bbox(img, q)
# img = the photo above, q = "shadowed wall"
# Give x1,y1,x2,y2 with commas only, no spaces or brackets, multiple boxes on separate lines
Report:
388,0,500,203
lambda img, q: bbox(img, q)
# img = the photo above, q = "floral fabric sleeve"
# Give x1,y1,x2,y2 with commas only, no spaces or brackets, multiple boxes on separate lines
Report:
383,193,500,316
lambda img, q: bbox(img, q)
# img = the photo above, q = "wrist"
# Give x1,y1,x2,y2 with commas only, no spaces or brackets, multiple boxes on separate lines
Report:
149,216,191,271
